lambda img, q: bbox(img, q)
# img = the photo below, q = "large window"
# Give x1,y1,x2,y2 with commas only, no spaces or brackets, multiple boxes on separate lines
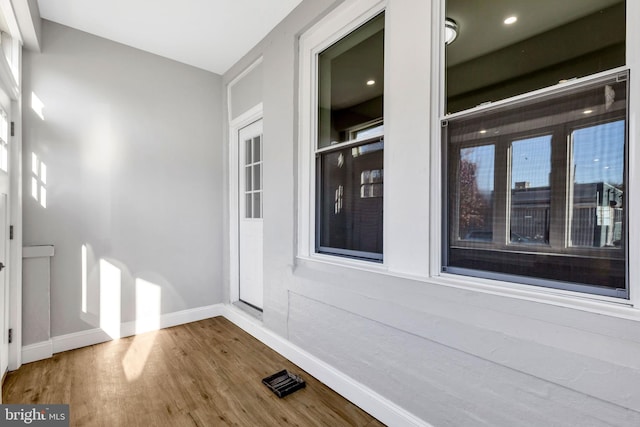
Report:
444,73,628,297
442,0,629,297
315,12,384,261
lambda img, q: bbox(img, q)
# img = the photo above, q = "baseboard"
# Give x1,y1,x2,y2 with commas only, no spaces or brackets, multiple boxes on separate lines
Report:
49,304,225,355
22,340,53,365
119,304,226,337
222,305,431,427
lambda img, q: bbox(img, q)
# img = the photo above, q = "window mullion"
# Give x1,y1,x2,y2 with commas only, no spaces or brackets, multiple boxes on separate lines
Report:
548,129,570,249
493,141,510,245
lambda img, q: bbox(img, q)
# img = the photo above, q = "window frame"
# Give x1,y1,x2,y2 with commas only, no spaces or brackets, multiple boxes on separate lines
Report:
442,75,629,298
298,0,387,267
432,0,639,305
315,134,384,261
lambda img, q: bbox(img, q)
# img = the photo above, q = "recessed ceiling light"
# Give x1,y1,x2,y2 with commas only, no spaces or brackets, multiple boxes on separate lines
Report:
366,79,376,86
504,16,518,25
479,129,487,134
583,109,593,114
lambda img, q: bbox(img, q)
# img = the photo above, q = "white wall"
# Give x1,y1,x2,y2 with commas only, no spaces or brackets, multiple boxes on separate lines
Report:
22,20,224,340
229,61,263,121
224,0,640,426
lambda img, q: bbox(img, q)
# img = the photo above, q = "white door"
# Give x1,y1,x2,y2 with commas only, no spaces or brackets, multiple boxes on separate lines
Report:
238,120,263,310
0,194,7,380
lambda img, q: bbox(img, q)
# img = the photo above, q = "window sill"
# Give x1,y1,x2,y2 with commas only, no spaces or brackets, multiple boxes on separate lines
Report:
297,253,389,274
432,272,640,320
297,253,640,322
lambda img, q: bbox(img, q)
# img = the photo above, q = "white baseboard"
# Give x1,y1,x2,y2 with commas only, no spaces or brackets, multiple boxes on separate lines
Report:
22,340,53,365
222,305,431,427
51,328,111,355
28,304,226,356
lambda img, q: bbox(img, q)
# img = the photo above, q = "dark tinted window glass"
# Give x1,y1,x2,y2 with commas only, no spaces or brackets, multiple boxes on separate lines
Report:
316,13,385,260
444,73,628,297
445,1,625,113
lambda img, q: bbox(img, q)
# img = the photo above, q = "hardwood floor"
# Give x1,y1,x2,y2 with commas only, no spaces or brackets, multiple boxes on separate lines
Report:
3,317,385,426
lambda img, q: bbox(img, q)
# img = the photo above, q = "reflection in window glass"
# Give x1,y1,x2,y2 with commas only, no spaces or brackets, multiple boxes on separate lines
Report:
445,0,626,113
316,12,384,261
570,121,624,248
458,145,494,241
360,169,383,198
352,122,384,141
317,13,384,149
510,136,551,245
445,72,628,296
319,140,383,258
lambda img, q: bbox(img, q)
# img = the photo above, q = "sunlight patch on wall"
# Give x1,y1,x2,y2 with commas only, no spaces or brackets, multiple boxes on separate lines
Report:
134,279,161,334
31,153,47,208
31,92,45,121
81,245,87,313
99,259,121,339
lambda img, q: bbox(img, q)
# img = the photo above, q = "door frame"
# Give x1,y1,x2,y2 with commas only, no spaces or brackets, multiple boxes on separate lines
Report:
229,103,263,304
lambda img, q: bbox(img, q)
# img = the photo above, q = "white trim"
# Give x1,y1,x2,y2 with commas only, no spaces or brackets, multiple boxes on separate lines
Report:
21,340,52,365
0,0,23,44
0,50,18,101
35,304,225,356
222,304,432,427
226,56,263,125
23,245,54,258
627,0,640,308
5,18,22,373
228,104,263,304
297,0,386,262
428,0,639,309
8,83,22,372
429,0,444,278
51,328,110,355
11,0,41,52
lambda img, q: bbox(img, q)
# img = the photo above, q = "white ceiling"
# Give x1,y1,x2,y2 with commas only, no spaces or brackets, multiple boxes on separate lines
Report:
37,0,304,75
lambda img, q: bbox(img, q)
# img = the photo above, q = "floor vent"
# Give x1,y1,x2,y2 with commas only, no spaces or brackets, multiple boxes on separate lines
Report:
262,370,306,398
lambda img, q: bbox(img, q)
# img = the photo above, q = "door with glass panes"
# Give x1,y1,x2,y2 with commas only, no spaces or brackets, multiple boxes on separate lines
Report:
238,119,263,310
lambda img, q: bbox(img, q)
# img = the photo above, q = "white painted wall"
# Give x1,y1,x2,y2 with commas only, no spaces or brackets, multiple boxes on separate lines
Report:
223,0,640,425
22,20,224,339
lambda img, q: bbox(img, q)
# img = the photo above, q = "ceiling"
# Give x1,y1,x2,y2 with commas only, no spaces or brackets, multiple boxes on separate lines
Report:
34,1,624,85
36,0,304,75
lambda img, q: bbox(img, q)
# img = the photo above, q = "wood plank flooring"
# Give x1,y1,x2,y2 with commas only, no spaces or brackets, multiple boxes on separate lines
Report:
3,317,385,426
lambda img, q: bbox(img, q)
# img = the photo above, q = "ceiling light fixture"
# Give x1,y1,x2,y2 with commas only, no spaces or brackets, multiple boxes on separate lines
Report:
366,79,376,86
445,18,458,45
504,16,518,25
